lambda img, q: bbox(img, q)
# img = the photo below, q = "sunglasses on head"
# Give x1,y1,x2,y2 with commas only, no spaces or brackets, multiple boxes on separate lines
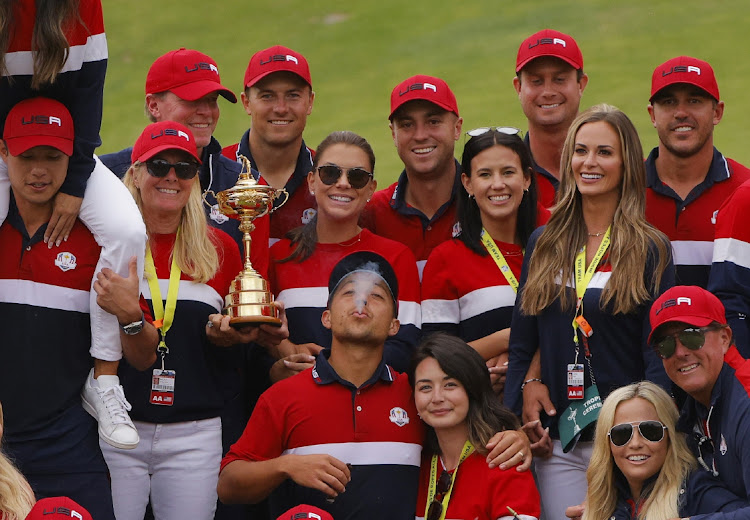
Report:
426,470,452,520
650,326,719,359
145,158,199,180
317,164,373,189
466,126,522,138
608,420,667,447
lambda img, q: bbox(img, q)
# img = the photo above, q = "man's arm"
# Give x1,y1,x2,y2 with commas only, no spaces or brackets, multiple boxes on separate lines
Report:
218,454,350,504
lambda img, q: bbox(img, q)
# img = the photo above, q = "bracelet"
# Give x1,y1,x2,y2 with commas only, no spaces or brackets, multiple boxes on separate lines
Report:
521,378,543,391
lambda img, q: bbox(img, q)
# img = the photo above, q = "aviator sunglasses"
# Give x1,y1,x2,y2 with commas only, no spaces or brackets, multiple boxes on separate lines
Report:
145,158,200,180
650,326,720,359
426,470,453,520
466,126,522,138
608,420,667,447
317,164,373,189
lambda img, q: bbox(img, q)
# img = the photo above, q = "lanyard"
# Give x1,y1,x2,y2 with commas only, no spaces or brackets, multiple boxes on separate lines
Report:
144,232,182,368
571,226,611,351
425,440,474,520
480,228,519,293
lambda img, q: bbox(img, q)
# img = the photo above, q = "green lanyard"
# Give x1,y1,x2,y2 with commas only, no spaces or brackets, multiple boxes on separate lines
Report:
480,228,519,293
144,231,182,367
425,440,474,520
571,226,611,345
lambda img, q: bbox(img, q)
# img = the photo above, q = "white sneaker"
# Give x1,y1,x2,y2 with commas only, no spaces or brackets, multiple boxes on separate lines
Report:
81,369,139,449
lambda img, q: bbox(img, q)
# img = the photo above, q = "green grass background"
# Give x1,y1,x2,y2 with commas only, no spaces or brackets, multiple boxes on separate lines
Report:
101,1,750,185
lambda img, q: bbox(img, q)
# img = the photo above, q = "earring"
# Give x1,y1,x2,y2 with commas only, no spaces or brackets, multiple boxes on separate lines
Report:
310,190,315,195
523,188,529,194
366,198,371,202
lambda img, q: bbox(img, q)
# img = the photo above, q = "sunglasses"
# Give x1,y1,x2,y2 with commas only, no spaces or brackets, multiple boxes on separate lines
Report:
650,326,718,359
466,126,522,138
317,164,373,189
608,420,667,447
426,470,452,520
145,159,199,180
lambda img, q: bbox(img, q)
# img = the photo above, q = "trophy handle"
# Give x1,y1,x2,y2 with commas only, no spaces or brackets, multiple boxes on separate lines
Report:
271,188,289,214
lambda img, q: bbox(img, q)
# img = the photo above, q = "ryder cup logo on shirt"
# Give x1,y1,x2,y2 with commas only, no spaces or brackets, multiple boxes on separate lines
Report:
55,252,77,272
209,204,229,224
389,407,410,427
301,208,317,225
452,222,462,238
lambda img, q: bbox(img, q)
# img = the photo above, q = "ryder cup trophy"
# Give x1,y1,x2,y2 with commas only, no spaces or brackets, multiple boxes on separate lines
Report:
216,156,287,326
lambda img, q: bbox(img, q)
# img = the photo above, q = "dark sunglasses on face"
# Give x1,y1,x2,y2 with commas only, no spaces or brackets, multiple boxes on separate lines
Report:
650,326,719,359
145,159,199,180
426,470,453,520
608,420,667,447
317,164,373,189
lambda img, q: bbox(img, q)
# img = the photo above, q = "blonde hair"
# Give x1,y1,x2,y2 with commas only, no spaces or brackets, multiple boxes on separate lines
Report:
520,104,671,316
0,402,36,520
583,382,694,520
124,161,219,283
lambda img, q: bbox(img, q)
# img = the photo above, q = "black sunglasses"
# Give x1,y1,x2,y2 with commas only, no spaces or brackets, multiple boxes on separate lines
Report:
608,420,667,447
317,164,373,189
650,326,718,359
145,159,199,180
426,470,452,520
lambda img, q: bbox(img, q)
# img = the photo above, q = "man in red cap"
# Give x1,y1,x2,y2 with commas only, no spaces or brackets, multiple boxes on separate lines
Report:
100,48,270,277
222,45,317,245
513,29,588,208
361,74,463,277
649,285,750,505
645,56,750,290
0,98,156,520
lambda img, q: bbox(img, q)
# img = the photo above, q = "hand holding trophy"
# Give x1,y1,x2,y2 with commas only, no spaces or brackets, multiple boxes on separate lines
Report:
216,156,288,326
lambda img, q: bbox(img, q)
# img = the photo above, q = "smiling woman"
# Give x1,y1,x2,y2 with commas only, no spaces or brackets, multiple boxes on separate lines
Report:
582,381,746,520
267,131,421,376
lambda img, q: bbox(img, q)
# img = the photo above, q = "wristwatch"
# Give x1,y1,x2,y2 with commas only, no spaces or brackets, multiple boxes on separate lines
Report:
120,313,144,335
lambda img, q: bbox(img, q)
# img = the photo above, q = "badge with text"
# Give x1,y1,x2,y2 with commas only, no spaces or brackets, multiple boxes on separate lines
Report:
567,363,585,399
560,385,602,453
150,369,176,406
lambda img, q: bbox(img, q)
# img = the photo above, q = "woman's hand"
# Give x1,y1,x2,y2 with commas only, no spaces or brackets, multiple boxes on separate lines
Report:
565,503,585,520
269,353,316,383
485,429,532,471
521,419,553,459
206,315,261,346
45,192,82,247
93,256,141,324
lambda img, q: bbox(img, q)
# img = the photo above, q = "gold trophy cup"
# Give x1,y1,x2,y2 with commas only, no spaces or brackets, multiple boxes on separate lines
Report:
216,156,287,326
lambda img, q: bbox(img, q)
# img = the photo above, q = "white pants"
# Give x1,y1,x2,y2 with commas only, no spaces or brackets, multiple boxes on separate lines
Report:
100,417,222,520
534,439,593,520
0,156,146,361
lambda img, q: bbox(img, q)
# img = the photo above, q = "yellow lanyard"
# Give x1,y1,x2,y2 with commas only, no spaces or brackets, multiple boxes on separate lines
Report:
144,231,182,359
571,227,611,344
480,228,519,293
425,440,474,520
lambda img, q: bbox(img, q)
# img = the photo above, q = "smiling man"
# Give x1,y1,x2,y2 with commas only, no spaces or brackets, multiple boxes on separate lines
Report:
222,45,316,245
361,75,462,277
513,29,588,208
645,56,750,290
648,285,750,505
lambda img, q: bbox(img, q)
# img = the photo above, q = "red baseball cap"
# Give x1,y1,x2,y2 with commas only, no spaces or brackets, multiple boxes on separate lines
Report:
3,97,74,156
131,121,202,164
648,286,727,343
389,74,459,119
516,29,583,73
244,45,312,88
146,48,237,103
650,56,719,102
25,497,93,520
276,505,334,520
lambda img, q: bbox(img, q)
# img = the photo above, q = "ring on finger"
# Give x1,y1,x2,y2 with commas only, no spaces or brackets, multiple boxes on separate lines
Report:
518,451,524,459
206,320,214,328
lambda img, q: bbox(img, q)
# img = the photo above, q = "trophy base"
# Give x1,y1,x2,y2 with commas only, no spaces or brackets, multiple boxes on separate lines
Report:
226,314,282,328
224,302,282,328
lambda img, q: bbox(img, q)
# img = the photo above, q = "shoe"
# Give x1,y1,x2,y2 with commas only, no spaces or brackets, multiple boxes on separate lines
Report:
81,369,139,449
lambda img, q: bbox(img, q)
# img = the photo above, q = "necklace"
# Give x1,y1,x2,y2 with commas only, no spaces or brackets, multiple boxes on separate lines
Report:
336,231,363,247
587,231,606,237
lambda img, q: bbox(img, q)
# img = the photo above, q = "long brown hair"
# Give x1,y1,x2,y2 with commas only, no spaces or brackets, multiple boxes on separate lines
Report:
0,0,83,88
520,104,671,316
282,130,376,263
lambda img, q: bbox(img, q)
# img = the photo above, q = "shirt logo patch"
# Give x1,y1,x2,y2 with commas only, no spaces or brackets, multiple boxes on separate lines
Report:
711,209,719,225
452,222,462,238
209,204,229,224
55,252,77,272
389,407,410,427
301,208,317,225
720,434,728,455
